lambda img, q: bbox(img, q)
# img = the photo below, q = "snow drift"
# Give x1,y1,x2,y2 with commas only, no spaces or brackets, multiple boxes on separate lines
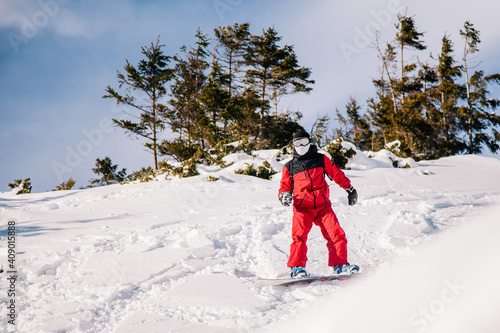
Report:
273,204,500,333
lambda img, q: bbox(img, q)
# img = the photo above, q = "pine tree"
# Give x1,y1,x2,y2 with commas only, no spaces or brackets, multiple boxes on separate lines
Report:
458,21,500,154
264,111,303,148
411,62,441,158
103,25,315,163
344,97,373,151
394,14,427,157
370,37,400,150
363,16,499,159
214,23,251,134
199,59,231,145
460,21,480,153
233,88,262,139
165,28,212,159
367,92,397,151
374,37,399,116
395,13,426,99
370,15,432,157
90,157,127,186
244,27,314,139
214,23,251,97
310,113,330,147
334,107,348,139
183,28,211,147
434,34,466,156
458,69,500,153
103,36,174,171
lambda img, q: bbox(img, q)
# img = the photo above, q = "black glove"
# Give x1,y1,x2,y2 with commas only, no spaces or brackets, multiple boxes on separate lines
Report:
346,186,358,206
279,191,293,207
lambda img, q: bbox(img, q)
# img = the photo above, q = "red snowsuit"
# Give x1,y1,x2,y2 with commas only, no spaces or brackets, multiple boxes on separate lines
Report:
279,145,352,268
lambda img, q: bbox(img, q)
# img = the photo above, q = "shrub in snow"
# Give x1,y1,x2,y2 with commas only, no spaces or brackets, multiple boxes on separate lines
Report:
53,178,76,191
366,149,418,168
8,178,32,195
90,157,127,186
324,138,357,169
125,161,175,183
163,138,255,168
209,140,251,164
160,139,199,163
385,140,401,153
365,149,418,168
207,176,220,182
127,166,156,183
172,160,200,178
235,161,277,180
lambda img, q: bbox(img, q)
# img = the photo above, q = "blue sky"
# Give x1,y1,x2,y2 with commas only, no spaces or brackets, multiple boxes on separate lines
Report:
1,0,500,192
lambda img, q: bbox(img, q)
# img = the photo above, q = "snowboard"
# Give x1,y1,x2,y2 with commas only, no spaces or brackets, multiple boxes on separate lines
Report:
255,272,360,288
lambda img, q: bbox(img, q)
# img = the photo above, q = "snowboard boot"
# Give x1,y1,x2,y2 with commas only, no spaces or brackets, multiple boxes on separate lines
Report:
332,264,359,275
290,266,308,278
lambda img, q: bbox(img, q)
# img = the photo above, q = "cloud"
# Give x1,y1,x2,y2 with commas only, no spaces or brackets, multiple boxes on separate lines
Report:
51,9,93,37
0,0,95,41
0,1,26,27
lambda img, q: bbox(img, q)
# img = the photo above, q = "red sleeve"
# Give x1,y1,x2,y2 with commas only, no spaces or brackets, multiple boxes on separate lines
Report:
279,164,292,196
324,155,351,190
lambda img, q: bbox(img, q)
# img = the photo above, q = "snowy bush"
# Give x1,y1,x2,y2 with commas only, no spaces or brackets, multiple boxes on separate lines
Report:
127,166,156,183
172,159,200,178
365,150,418,168
52,178,76,191
90,157,127,186
324,138,357,169
235,161,277,180
8,178,32,195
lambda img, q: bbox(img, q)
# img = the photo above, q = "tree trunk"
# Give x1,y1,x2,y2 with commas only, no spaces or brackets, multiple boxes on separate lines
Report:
463,46,473,154
258,70,267,139
228,50,233,95
400,44,405,105
401,44,404,82
441,91,449,142
152,92,158,171
376,42,398,115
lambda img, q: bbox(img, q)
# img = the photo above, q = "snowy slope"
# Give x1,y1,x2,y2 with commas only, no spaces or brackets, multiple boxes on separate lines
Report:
0,151,499,332
274,203,500,333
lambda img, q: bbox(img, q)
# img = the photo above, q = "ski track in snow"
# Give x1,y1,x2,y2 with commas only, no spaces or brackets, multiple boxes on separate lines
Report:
0,153,499,332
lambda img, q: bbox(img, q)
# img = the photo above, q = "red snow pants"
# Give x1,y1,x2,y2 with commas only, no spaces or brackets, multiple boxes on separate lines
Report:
287,205,348,268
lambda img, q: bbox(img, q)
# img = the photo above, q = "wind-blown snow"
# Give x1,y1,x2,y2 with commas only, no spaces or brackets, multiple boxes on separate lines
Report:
0,149,499,332
274,202,500,333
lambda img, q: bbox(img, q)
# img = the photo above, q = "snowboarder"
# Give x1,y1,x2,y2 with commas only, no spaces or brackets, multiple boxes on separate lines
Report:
278,130,358,278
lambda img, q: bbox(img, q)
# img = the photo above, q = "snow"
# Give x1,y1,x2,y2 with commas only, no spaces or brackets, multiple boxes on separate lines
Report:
1,148,499,332
275,204,500,333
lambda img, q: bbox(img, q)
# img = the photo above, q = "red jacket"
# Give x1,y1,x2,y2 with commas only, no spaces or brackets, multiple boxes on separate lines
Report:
279,145,351,209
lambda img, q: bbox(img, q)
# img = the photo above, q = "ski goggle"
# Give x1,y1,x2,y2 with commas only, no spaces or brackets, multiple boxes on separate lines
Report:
293,138,310,147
